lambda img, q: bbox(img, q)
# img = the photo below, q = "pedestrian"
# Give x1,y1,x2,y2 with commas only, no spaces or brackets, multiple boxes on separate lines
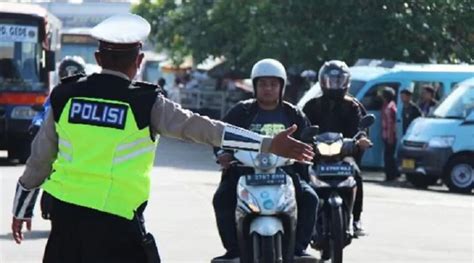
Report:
157,77,168,97
400,88,423,134
381,86,400,181
11,14,313,263
418,85,438,116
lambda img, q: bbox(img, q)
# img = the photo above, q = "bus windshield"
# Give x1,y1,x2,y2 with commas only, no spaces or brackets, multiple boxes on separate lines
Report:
60,34,97,64
0,22,45,91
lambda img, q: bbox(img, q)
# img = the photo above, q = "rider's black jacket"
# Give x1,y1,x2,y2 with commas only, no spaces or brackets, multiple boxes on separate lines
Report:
302,95,364,138
213,99,311,182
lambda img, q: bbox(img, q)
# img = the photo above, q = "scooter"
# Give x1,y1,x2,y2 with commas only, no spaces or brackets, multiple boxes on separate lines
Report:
302,114,375,263
233,150,297,263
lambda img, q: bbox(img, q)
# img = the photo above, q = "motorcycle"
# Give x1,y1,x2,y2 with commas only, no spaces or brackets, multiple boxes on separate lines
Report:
302,114,375,263
232,150,297,263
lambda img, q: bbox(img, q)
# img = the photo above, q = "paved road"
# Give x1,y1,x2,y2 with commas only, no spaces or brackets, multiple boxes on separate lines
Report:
1,137,472,262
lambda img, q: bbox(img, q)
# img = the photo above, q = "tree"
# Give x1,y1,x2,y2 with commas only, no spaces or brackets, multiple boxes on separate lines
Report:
133,0,474,73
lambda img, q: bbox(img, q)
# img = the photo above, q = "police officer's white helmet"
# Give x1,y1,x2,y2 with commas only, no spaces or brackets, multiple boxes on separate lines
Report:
251,58,287,96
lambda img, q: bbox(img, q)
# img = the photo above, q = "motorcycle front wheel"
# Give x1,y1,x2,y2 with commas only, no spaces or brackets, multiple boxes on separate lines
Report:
330,206,344,263
252,233,283,263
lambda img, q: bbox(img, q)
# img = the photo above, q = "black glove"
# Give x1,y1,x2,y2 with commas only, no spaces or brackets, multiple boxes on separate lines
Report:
40,191,54,220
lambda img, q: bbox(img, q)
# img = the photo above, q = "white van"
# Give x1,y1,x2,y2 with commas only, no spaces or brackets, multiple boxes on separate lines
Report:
399,77,474,193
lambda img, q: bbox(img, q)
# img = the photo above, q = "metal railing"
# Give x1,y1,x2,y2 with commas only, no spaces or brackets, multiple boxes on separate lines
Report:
177,89,248,119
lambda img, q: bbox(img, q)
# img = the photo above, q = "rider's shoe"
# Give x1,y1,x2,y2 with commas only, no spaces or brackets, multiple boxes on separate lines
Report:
353,220,367,237
211,251,240,263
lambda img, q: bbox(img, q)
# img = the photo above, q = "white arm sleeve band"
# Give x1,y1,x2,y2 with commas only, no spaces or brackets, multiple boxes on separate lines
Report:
221,125,267,152
12,181,40,219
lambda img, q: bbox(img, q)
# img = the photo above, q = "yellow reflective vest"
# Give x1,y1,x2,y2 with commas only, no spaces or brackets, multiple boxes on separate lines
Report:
43,96,158,220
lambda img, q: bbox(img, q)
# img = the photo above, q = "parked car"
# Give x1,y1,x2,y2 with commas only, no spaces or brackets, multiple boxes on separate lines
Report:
298,61,474,169
398,77,474,193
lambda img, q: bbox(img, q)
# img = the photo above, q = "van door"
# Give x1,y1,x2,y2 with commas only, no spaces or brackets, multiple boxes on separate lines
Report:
359,82,401,168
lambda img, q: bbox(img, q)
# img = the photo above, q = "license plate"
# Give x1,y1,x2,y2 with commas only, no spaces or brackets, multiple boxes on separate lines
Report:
245,173,287,186
317,164,354,176
402,159,415,169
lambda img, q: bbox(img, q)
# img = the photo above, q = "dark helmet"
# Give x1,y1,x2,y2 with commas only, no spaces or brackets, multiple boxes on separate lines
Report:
58,56,86,79
318,60,351,99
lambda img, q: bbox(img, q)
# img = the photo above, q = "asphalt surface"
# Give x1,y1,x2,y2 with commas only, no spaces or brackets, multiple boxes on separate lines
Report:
0,137,472,262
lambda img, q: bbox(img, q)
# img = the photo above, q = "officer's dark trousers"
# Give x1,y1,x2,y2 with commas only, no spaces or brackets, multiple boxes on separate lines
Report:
212,167,319,254
43,197,147,263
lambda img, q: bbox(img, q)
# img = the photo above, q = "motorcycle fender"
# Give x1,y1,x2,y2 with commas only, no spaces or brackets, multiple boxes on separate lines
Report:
328,195,343,207
250,217,284,236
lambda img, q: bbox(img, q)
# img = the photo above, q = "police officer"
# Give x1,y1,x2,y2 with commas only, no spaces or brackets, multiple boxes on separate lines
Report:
11,14,314,263
212,59,319,262
301,60,372,236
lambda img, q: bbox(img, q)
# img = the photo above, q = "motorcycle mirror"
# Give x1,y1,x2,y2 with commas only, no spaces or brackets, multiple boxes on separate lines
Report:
359,114,375,129
301,125,319,142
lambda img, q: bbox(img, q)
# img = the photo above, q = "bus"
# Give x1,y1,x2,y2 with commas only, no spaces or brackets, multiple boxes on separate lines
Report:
0,3,61,163
60,27,97,65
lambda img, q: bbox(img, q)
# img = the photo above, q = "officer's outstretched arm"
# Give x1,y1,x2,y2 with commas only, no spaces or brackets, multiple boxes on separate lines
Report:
151,96,313,161
12,110,58,243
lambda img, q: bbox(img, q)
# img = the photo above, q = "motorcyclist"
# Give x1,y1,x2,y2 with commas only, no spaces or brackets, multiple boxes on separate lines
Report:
30,56,86,134
212,59,319,262
301,60,372,236
29,56,86,220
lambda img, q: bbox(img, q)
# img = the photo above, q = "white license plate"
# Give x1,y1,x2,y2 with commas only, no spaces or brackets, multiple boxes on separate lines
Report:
245,173,287,186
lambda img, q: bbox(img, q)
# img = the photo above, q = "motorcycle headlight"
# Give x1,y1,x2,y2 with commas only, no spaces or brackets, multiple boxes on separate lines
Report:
11,106,37,120
428,136,455,148
316,141,343,156
237,183,260,213
254,153,276,170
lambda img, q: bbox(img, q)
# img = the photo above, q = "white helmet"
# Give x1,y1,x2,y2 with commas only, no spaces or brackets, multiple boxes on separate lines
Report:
251,58,287,96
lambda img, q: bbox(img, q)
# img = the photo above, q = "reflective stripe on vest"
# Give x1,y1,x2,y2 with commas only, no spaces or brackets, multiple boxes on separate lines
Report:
42,97,158,220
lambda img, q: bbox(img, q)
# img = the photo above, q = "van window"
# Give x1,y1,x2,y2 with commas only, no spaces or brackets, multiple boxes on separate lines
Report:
433,85,474,119
361,82,400,111
348,80,366,96
411,81,444,103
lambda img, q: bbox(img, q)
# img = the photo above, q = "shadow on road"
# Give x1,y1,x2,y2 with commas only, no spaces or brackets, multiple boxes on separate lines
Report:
0,230,50,241
363,175,473,196
0,157,21,167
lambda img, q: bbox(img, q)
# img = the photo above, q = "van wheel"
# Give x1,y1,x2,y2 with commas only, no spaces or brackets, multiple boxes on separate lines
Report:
405,173,438,189
443,155,473,193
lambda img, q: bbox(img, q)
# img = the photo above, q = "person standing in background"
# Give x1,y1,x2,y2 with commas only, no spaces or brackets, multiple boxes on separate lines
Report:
418,85,438,116
400,88,423,134
157,77,168,97
381,87,399,181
